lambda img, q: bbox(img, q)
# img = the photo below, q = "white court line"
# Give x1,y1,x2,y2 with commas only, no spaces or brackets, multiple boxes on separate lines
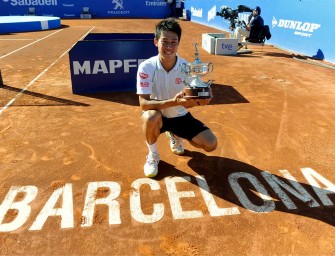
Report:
0,29,63,59
0,26,95,116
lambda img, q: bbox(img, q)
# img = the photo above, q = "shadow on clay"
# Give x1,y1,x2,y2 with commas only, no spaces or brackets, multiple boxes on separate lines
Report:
76,83,249,106
154,150,335,227
0,84,89,107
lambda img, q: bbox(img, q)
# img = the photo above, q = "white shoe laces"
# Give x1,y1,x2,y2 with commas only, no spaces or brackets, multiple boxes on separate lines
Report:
169,133,183,147
146,152,159,164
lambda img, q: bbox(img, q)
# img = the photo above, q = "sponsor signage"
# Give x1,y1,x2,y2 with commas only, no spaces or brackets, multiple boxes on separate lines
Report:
0,0,169,18
184,0,334,63
0,167,334,232
69,33,157,94
4,0,57,6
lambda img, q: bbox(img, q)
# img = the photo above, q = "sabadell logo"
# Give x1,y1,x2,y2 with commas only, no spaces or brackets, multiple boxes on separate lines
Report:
4,0,58,6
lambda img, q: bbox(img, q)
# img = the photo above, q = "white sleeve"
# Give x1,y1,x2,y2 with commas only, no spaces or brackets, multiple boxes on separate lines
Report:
136,60,155,95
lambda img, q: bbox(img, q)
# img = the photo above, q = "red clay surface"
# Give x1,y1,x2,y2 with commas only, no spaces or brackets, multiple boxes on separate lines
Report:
0,19,335,255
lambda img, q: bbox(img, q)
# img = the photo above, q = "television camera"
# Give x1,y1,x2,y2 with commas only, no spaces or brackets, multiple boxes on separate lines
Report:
216,5,253,31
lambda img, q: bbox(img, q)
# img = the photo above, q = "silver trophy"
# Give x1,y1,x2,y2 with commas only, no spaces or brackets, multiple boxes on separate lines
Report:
181,43,214,99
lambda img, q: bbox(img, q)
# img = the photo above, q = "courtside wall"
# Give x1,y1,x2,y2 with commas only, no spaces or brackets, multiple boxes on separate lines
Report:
0,0,333,63
0,0,170,18
185,0,334,64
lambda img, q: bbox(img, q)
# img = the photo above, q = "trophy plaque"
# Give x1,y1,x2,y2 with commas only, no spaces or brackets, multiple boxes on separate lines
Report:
181,43,214,99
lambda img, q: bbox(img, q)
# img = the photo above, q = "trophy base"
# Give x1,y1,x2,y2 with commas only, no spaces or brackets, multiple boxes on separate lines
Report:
183,87,212,99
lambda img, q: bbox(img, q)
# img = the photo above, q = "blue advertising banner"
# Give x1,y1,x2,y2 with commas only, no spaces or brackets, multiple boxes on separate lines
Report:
1,0,333,63
184,0,335,64
69,33,157,94
0,0,170,19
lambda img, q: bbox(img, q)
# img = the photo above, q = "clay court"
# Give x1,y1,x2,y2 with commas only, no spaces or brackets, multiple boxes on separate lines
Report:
1,19,335,255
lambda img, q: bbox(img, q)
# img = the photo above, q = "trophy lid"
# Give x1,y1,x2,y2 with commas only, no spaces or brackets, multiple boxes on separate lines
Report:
192,43,202,65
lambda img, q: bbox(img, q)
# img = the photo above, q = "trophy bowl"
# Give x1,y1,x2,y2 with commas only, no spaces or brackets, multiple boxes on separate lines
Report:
181,43,214,99
185,63,212,77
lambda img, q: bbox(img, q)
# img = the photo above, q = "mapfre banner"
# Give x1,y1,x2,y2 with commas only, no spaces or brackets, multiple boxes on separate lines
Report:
69,33,157,94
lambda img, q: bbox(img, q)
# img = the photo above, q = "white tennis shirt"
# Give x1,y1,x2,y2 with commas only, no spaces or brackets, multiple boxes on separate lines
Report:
136,55,191,118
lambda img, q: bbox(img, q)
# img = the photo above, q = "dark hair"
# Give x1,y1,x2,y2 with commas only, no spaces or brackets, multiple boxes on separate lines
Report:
255,6,261,15
154,18,182,41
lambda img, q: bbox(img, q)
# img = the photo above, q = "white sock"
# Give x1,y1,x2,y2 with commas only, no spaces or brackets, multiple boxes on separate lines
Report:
146,141,158,154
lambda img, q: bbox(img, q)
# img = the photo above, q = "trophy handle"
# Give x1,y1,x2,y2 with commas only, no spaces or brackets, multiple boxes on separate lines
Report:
181,63,189,73
208,62,214,73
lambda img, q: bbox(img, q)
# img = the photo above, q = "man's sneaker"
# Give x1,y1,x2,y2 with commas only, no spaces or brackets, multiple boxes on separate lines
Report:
144,152,160,178
166,132,184,155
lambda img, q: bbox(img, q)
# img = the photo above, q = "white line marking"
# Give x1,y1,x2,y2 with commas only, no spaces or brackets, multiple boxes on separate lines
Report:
0,29,63,59
0,26,95,116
